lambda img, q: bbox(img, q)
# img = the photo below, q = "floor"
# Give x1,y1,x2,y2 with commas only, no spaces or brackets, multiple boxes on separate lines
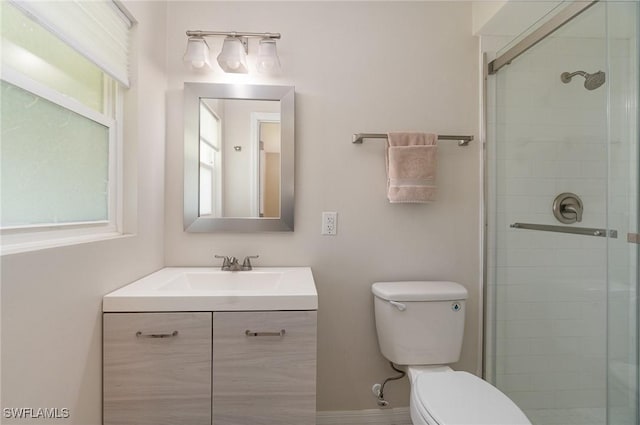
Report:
524,408,605,425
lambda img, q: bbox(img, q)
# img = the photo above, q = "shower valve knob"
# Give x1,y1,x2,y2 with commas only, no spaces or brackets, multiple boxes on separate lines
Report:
553,193,583,224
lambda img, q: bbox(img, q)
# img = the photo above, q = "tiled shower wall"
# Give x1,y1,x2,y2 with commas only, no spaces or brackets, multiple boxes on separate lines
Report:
488,26,636,418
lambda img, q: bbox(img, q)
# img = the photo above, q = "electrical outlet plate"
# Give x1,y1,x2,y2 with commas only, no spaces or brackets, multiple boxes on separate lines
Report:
322,212,337,235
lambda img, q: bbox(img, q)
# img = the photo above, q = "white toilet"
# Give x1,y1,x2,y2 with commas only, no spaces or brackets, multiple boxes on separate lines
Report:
372,281,531,425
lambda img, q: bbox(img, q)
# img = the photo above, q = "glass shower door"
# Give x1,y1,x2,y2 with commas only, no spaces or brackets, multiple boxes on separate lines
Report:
606,3,638,425
487,2,639,425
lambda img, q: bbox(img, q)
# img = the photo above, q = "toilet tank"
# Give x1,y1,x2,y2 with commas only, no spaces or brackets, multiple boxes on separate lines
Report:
372,281,468,366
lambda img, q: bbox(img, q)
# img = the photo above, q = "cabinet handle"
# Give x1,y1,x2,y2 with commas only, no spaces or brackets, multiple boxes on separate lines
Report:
245,329,285,337
135,330,179,338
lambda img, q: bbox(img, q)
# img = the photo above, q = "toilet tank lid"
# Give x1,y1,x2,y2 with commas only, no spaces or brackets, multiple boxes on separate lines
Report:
371,281,468,302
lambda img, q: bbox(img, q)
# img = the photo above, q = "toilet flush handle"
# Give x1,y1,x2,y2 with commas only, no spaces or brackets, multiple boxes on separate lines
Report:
389,300,406,311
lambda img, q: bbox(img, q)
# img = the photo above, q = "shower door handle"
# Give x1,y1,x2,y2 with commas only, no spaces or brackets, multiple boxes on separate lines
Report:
510,223,617,238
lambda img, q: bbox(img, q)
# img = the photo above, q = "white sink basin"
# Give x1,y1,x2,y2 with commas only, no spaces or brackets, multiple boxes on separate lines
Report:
103,267,317,312
159,271,284,292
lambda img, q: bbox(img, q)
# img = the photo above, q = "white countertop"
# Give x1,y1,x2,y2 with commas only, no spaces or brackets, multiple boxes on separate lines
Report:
103,267,318,312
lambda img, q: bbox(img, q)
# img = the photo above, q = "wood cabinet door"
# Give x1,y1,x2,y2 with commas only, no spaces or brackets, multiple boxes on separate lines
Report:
212,311,317,425
103,312,212,425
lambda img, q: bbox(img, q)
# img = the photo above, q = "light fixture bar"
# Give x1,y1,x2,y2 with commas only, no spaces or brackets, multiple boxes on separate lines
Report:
186,30,281,39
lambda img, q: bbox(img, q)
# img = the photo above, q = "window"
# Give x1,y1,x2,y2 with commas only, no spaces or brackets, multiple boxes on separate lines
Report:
199,102,222,217
0,1,131,254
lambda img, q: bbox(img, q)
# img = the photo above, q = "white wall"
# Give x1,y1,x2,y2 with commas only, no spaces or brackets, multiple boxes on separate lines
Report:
0,2,167,423
473,1,561,37
472,1,507,35
165,1,479,411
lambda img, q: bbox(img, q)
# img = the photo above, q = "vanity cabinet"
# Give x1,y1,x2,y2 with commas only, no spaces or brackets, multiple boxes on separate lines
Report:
103,310,317,425
212,311,317,425
103,312,212,425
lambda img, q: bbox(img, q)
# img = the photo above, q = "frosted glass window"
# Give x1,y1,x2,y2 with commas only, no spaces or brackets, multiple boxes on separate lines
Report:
199,104,220,148
9,0,131,87
200,141,216,166
1,2,109,113
1,81,109,227
199,104,220,216
199,166,213,216
199,142,217,216
0,0,124,253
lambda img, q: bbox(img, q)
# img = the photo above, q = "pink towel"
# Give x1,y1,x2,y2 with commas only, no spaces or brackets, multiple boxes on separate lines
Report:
386,132,437,203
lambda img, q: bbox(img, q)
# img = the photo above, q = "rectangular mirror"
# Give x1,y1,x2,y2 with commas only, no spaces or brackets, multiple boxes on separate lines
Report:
184,83,294,232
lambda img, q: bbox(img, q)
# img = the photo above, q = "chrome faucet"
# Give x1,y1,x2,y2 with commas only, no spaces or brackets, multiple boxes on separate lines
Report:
242,255,259,271
215,255,259,271
214,255,241,271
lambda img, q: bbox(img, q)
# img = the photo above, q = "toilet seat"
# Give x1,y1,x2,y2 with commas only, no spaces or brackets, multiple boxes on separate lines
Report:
411,371,531,425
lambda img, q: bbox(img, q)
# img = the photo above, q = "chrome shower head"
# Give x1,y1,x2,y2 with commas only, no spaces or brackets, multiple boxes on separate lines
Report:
561,70,606,90
584,71,606,90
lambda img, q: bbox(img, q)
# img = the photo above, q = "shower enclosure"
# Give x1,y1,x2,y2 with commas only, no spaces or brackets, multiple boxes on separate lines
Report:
485,2,639,425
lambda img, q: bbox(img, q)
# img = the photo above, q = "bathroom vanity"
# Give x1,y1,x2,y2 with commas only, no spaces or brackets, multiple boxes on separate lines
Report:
102,267,318,425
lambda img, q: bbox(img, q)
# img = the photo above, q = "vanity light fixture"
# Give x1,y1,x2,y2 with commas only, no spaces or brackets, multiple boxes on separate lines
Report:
183,36,211,69
217,36,248,73
184,30,281,74
256,37,281,74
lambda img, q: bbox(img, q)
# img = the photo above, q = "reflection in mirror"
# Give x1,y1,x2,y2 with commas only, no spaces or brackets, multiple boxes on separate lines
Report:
198,99,280,218
184,83,294,232
259,120,281,218
198,101,221,216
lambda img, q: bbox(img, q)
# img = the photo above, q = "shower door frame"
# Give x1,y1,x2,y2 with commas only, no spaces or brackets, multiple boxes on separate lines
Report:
486,1,598,76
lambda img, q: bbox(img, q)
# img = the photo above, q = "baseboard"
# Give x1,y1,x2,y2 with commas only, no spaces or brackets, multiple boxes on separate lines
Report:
316,407,411,425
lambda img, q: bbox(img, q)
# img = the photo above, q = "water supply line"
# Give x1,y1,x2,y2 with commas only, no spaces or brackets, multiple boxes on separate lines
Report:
372,362,406,407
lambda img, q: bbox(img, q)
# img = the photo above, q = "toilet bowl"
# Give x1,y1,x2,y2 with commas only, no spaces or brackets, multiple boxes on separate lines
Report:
409,367,530,425
372,281,531,425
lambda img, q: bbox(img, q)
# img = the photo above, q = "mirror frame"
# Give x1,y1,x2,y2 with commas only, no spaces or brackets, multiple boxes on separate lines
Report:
184,83,295,232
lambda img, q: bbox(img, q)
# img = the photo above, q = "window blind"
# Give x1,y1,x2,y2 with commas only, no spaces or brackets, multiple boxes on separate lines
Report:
10,0,132,87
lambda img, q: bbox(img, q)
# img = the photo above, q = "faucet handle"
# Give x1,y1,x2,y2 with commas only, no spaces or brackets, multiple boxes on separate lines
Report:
242,255,259,271
214,255,231,270
562,203,583,222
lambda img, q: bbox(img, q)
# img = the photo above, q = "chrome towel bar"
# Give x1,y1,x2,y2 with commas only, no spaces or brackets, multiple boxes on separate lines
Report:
510,222,617,238
352,133,474,146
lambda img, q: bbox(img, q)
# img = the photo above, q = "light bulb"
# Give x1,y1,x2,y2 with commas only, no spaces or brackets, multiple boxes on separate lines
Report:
259,58,273,69
217,36,248,73
256,38,281,75
183,37,210,70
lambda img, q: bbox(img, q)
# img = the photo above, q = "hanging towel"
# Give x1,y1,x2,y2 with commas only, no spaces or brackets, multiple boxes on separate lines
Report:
386,132,437,203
